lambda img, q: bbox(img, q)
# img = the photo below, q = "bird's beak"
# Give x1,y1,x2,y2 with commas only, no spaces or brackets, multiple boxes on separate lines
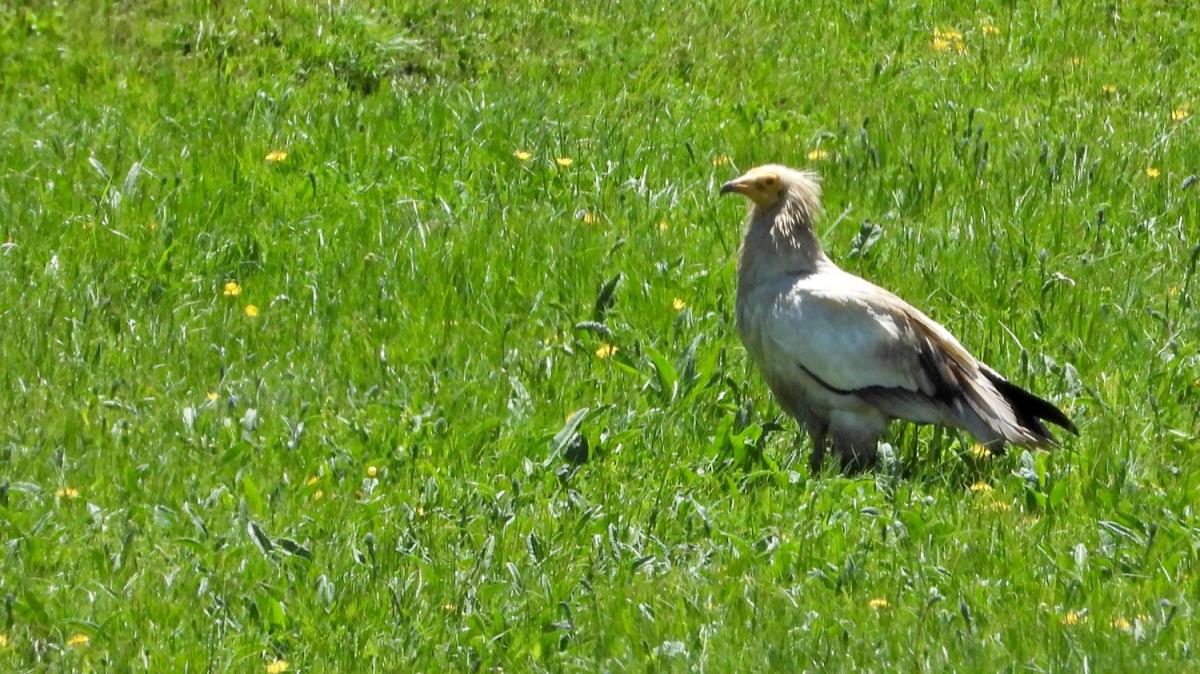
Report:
720,178,748,195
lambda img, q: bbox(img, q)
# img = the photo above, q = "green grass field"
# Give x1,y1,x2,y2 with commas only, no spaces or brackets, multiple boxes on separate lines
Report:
2,1,1199,671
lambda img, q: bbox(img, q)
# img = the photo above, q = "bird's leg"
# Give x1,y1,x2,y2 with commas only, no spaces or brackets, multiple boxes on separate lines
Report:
828,413,886,474
807,427,827,474
832,435,879,474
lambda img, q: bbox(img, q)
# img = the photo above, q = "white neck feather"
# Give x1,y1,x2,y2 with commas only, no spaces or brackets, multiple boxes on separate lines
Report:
737,186,833,286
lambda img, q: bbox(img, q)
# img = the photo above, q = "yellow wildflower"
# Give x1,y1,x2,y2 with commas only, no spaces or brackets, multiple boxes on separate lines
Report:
0,633,9,648
581,211,599,224
1145,167,1161,179
223,281,242,297
1068,56,1082,66
367,465,378,478
868,598,890,609
206,391,219,401
1171,105,1190,122
1102,84,1117,95
595,343,617,359
981,23,1000,35
265,660,289,674
442,603,458,613
807,148,830,161
244,304,259,318
657,220,669,232
1062,611,1085,625
672,297,687,311
265,150,288,163
66,633,89,647
513,150,532,161
148,221,159,231
968,443,991,460
313,490,325,501
56,487,80,499
305,475,319,486
932,27,966,53
711,154,730,167
1111,617,1132,632
988,500,1012,512
970,481,993,493
555,157,574,168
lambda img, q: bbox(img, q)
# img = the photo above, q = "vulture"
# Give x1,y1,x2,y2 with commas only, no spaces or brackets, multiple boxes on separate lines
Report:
722,164,1076,472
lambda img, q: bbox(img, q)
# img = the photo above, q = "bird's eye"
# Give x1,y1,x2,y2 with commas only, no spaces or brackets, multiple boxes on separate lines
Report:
763,176,777,186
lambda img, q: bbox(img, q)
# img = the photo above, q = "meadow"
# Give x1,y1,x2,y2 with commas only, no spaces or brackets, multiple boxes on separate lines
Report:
1,0,1198,671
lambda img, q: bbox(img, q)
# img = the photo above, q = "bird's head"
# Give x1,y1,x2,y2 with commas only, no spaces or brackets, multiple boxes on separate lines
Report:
720,164,821,211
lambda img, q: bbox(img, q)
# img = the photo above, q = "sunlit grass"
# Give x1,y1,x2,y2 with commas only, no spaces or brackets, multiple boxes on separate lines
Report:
1,0,1198,671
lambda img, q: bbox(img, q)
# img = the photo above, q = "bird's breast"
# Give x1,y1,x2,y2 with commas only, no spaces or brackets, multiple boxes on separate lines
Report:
735,281,787,366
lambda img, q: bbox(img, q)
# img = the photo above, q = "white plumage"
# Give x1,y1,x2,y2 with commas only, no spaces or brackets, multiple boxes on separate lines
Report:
723,164,1076,471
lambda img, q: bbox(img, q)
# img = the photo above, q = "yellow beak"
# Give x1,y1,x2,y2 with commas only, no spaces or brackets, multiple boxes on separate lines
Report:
720,178,750,195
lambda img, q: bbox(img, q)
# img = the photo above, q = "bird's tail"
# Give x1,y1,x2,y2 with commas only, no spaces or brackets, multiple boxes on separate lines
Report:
982,369,1077,445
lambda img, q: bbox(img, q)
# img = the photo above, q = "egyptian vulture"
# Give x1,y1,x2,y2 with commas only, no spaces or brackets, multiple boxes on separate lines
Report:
722,164,1076,471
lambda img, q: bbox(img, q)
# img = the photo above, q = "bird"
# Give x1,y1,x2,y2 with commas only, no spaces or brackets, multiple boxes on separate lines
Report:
721,164,1076,472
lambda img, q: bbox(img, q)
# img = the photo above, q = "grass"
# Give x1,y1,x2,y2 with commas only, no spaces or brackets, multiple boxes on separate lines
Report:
1,0,1198,671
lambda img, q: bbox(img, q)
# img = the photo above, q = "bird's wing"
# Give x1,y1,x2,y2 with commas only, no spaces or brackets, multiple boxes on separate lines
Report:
762,270,1067,446
763,271,984,405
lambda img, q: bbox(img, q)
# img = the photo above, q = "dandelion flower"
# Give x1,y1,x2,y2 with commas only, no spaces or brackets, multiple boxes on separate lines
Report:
868,598,890,609
1068,56,1082,66
313,490,325,501
56,487,80,499
807,148,830,161
711,154,731,167
1102,84,1117,95
1171,106,1190,122
265,150,288,163
555,157,574,168
206,391,220,401
148,221,159,231
223,281,242,297
981,23,1000,35
657,220,669,232
513,150,533,161
932,27,966,53
581,211,599,225
66,633,89,647
1062,610,1085,625
1145,167,1161,179
265,660,289,674
442,603,457,613
1111,617,1132,632
244,304,259,318
595,343,617,359
367,465,378,478
305,475,319,486
988,500,1012,512
0,634,7,648
969,481,993,493
672,297,687,311
968,443,991,460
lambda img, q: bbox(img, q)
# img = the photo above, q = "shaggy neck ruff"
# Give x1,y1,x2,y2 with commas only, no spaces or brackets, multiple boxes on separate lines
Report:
738,185,831,282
